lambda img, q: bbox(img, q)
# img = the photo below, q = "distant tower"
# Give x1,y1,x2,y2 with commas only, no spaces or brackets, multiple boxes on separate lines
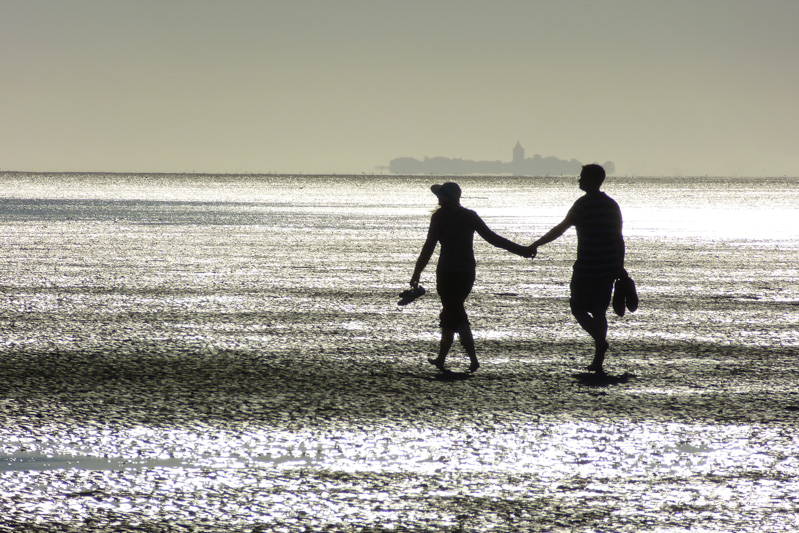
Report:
513,141,525,164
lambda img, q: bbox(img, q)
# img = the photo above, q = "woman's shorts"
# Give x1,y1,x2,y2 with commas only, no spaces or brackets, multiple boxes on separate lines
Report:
436,270,475,330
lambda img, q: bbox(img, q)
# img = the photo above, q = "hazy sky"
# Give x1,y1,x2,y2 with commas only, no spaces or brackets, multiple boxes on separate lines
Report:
2,1,797,176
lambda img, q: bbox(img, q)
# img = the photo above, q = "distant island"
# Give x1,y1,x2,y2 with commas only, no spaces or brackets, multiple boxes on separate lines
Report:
388,142,614,176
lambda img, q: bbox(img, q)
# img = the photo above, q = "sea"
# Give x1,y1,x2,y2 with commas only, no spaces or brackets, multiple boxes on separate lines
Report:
0,172,797,532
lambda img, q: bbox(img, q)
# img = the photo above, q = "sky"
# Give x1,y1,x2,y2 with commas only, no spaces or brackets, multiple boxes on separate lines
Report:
1,0,797,177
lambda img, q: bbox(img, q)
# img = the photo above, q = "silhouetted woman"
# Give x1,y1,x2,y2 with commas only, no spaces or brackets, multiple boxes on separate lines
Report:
410,182,531,373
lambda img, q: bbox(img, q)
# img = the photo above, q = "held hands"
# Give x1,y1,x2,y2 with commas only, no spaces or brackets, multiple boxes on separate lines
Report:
523,244,538,259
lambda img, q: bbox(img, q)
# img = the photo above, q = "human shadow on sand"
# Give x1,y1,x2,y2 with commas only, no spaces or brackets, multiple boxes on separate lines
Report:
391,370,474,382
431,371,473,382
573,372,634,387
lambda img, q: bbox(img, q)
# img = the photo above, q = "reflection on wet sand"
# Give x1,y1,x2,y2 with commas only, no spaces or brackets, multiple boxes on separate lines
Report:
1,174,798,531
2,340,798,531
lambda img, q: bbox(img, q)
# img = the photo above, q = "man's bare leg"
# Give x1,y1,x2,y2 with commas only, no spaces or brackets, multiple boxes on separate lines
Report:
572,309,608,373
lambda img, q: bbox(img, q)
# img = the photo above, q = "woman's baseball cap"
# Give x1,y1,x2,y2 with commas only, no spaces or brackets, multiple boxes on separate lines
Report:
431,182,461,204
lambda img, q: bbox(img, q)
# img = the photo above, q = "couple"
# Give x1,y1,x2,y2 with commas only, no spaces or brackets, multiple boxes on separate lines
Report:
409,164,627,375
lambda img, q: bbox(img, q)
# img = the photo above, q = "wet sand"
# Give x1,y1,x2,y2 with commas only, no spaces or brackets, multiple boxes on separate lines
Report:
2,334,798,532
1,173,798,531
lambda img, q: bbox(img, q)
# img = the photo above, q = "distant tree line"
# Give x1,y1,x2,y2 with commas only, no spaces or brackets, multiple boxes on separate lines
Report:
390,156,584,176
388,143,614,176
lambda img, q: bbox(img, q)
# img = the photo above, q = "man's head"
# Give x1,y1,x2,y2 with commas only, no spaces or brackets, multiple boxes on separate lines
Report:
578,164,605,192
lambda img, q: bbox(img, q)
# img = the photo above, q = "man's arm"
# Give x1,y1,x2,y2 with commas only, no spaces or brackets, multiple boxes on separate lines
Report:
616,232,626,277
528,214,574,256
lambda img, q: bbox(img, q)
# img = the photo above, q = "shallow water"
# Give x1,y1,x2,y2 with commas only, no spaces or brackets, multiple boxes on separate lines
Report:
0,173,798,531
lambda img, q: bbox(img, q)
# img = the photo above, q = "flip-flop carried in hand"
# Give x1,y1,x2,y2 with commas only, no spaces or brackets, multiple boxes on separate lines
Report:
398,285,426,306
612,274,638,317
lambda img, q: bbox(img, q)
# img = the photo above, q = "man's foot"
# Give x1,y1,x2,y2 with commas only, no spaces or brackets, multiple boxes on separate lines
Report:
586,362,606,374
468,361,480,373
588,341,609,373
428,357,447,372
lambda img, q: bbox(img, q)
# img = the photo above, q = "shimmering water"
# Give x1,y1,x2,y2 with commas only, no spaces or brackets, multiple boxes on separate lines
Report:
0,173,798,531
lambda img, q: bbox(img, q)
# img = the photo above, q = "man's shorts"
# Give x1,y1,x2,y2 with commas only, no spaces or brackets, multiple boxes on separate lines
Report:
570,273,616,315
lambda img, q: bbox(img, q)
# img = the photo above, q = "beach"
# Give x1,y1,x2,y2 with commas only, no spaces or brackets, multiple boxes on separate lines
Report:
1,173,798,531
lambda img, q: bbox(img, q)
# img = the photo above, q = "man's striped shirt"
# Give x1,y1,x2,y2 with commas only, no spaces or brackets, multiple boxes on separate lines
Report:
567,191,623,277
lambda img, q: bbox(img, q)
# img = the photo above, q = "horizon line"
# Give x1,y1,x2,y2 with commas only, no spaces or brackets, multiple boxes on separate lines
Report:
1,169,797,179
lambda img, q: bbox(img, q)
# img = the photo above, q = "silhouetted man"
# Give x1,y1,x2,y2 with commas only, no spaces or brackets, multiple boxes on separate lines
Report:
529,164,626,373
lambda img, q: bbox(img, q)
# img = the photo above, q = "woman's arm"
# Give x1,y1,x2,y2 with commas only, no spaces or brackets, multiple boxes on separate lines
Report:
410,218,439,286
473,213,531,257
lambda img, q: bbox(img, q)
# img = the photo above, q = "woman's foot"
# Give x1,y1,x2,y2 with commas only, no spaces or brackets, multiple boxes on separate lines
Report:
428,357,447,372
468,361,480,373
